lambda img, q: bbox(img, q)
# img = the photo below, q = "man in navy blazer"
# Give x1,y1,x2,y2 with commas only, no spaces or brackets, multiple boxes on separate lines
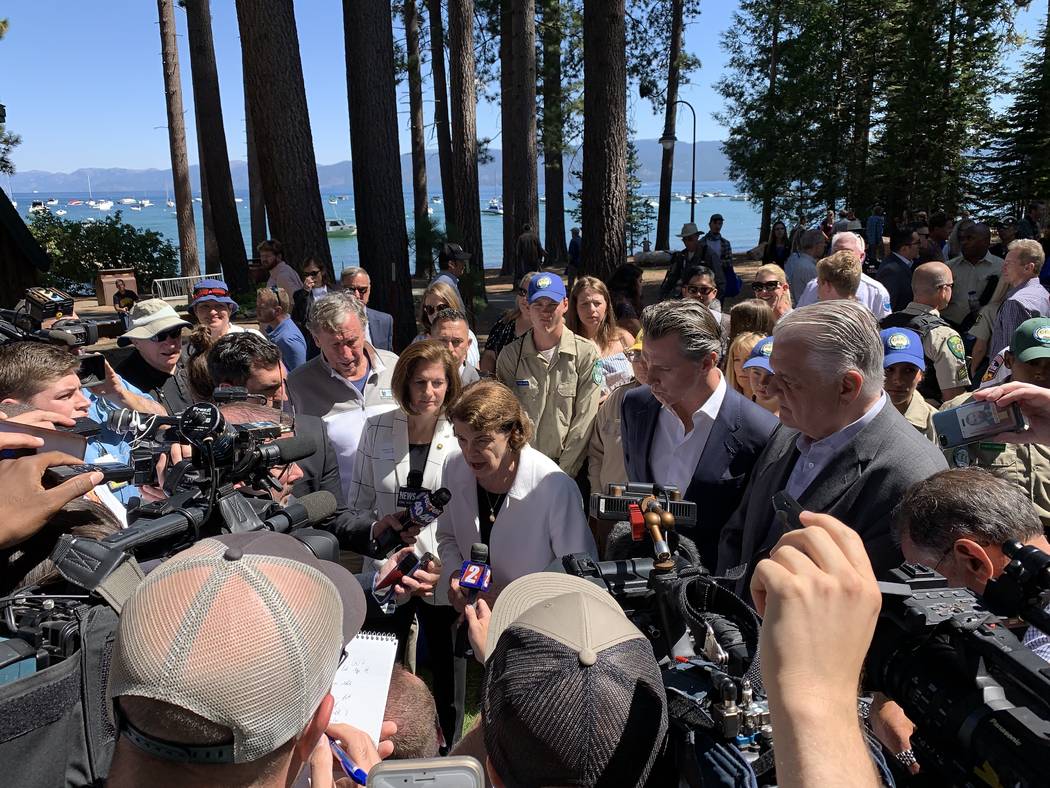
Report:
341,266,395,351
621,300,778,569
876,226,921,311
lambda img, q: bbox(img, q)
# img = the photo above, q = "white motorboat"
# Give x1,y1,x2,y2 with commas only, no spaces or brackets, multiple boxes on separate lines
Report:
729,194,748,202
431,196,442,204
55,209,67,216
140,199,153,207
130,205,142,211
193,196,202,203
95,199,114,211
119,197,137,205
29,200,46,213
46,198,58,206
328,197,338,205
483,197,504,215
325,218,357,237
166,200,176,208
234,197,243,203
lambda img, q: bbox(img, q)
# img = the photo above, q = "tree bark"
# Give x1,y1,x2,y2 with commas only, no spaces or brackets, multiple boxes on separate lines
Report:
581,0,626,279
759,0,782,244
236,0,332,282
405,0,432,279
184,0,250,292
342,0,415,350
656,0,683,251
158,0,200,277
448,0,487,319
244,88,266,255
499,0,516,275
540,0,568,266
195,126,221,273
509,0,539,269
427,0,456,231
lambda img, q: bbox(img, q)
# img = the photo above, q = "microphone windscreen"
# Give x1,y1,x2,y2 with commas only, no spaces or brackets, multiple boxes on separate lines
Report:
296,490,338,523
469,542,489,562
277,434,317,463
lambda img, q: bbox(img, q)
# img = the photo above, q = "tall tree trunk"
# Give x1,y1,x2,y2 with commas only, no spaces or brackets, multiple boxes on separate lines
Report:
581,0,626,279
540,0,568,266
499,0,516,275
656,0,683,251
245,89,266,254
342,0,415,349
195,131,221,273
158,0,200,277
448,0,486,319
509,0,539,268
759,0,782,244
427,0,456,231
236,0,332,282
405,0,432,279
183,0,251,292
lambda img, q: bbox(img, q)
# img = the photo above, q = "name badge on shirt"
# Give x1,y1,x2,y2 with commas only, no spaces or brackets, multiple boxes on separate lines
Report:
379,443,396,461
515,379,530,388
379,388,394,399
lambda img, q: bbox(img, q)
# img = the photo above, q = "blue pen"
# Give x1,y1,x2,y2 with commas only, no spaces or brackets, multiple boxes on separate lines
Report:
329,738,368,785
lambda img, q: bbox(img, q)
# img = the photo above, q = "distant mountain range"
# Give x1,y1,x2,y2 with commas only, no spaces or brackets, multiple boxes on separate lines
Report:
8,139,731,193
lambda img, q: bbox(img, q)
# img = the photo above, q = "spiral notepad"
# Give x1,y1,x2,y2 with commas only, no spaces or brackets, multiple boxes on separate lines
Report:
330,631,399,745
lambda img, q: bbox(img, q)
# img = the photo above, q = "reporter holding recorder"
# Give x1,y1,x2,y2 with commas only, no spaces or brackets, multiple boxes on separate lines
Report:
345,340,463,748
437,380,597,611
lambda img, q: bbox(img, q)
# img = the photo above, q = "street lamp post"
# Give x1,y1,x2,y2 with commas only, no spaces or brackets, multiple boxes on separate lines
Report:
659,99,697,224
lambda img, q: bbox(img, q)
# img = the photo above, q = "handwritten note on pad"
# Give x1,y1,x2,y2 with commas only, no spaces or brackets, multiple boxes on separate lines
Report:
330,631,399,745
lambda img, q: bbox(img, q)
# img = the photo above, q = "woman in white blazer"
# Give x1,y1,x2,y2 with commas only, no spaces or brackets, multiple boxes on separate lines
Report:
438,381,598,611
346,339,463,748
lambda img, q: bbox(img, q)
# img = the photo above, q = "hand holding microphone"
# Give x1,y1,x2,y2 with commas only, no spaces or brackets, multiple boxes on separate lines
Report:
371,486,452,557
454,543,491,658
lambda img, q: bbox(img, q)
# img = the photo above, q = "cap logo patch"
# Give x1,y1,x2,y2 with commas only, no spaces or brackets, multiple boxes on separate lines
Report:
537,275,553,289
761,342,773,356
888,332,910,350
1035,326,1050,345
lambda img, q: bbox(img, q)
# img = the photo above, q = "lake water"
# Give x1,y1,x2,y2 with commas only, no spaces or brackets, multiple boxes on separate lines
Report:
9,180,762,278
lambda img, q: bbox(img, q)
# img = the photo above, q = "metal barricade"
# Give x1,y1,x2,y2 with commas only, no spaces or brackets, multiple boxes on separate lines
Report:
151,273,225,305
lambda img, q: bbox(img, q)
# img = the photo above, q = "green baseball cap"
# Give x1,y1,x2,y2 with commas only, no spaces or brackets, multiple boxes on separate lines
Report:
1011,317,1050,363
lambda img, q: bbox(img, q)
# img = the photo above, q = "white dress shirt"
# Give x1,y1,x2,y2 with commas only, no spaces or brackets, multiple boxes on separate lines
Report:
650,373,727,493
796,272,891,318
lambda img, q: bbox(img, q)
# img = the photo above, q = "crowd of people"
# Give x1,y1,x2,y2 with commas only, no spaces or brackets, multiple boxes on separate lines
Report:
1,210,1049,787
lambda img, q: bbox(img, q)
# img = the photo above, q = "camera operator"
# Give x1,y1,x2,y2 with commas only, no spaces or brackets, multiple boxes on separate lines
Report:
104,530,396,788
868,468,1050,772
113,298,195,415
0,341,163,505
196,333,409,559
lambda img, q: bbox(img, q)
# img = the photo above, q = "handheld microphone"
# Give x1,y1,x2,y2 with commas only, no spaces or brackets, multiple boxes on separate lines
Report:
262,490,338,533
373,487,453,556
454,543,491,658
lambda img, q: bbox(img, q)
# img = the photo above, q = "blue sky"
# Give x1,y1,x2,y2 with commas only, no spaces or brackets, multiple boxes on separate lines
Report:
0,1,1043,173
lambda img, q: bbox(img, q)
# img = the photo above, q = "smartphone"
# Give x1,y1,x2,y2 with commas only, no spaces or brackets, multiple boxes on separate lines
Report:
366,756,484,788
772,490,805,532
932,400,1028,449
0,420,88,460
44,462,134,486
374,551,434,592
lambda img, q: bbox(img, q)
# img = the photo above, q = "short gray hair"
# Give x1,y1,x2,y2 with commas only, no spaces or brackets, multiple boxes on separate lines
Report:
340,266,370,284
800,229,825,253
641,299,722,361
1008,238,1046,270
308,291,367,335
893,469,1042,559
831,231,864,257
774,300,884,398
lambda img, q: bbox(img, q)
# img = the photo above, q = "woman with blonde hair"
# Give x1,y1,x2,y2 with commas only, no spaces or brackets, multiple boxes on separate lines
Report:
414,280,480,367
479,271,536,375
567,275,637,394
749,264,793,321
438,380,596,608
726,331,764,399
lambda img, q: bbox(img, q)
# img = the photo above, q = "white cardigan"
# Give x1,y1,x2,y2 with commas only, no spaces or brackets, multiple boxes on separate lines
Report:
435,445,597,597
347,409,459,604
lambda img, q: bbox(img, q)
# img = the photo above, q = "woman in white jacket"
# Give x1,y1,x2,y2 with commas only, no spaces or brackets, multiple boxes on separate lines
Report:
438,380,598,611
347,340,463,747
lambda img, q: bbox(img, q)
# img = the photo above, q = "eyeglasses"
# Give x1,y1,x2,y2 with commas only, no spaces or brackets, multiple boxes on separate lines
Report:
150,327,183,343
625,350,643,362
751,281,782,293
303,269,322,277
685,285,716,297
937,282,954,289
423,302,450,315
345,285,370,295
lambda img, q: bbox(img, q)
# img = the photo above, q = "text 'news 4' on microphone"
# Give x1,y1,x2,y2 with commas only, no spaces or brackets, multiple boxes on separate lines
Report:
454,543,491,658
371,487,453,556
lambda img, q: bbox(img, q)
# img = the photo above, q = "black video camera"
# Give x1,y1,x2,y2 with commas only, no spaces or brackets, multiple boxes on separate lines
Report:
866,548,1050,786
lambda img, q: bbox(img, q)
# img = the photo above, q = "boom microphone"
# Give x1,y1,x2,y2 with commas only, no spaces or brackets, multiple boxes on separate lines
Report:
263,491,338,533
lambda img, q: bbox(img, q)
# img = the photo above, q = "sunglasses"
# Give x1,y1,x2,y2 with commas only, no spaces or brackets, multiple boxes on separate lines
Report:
150,327,183,342
751,281,782,293
303,269,322,277
685,285,716,297
346,285,370,295
194,287,231,298
423,302,451,315
517,288,528,297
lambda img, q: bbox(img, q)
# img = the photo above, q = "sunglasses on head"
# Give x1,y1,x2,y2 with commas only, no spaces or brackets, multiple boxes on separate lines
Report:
751,281,781,293
685,285,716,296
150,327,183,343
424,302,451,315
517,288,528,297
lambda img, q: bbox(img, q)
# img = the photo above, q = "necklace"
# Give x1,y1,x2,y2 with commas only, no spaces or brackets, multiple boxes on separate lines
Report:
482,487,507,523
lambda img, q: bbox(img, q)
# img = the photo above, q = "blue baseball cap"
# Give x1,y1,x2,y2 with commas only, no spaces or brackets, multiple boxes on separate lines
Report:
742,336,774,373
527,272,567,304
880,327,924,369
190,278,239,316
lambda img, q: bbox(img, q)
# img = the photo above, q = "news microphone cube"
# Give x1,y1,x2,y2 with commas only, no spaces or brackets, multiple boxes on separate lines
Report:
458,560,491,592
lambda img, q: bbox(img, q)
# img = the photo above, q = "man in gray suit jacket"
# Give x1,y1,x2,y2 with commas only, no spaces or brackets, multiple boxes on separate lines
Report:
342,266,394,351
716,300,947,602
